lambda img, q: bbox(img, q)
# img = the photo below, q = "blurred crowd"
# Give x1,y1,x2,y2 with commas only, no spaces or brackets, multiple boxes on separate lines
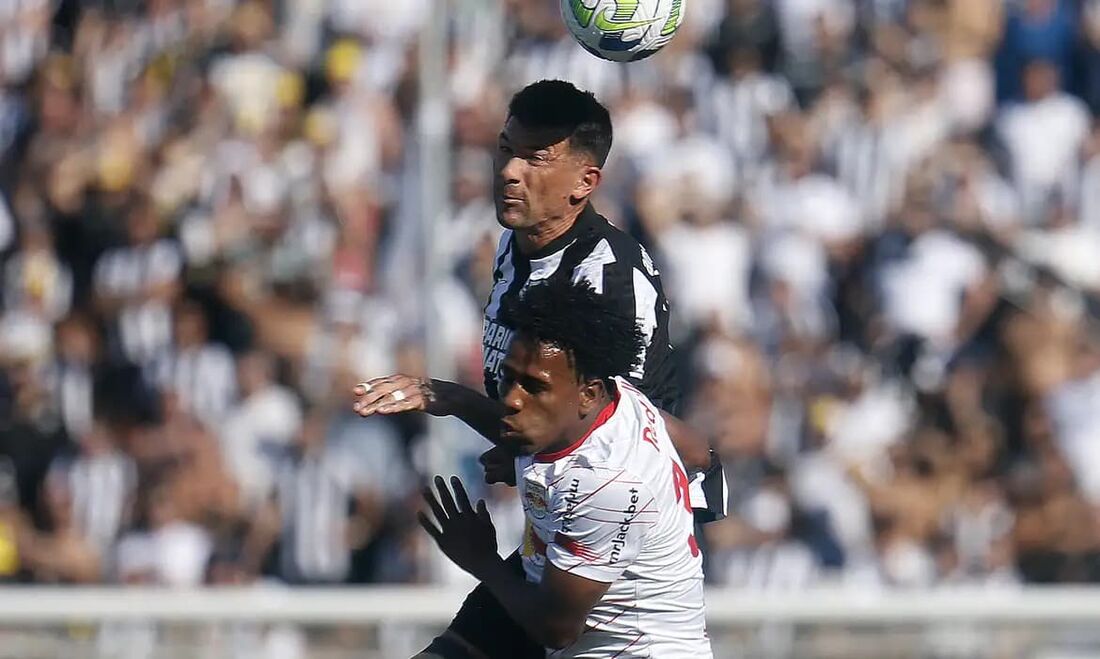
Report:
0,0,1099,595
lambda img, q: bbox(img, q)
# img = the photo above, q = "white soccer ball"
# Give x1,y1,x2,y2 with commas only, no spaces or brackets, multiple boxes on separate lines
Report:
561,0,687,63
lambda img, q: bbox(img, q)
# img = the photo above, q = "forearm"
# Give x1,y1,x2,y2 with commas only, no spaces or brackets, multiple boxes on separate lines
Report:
430,379,507,445
478,559,582,650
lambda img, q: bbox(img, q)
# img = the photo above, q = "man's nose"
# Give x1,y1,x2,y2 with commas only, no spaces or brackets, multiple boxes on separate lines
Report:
498,156,524,184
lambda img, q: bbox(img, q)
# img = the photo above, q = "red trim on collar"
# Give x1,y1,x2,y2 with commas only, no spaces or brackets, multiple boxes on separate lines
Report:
535,387,620,463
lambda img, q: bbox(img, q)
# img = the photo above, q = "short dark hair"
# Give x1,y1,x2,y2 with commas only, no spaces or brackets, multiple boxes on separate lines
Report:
504,280,643,386
507,80,613,167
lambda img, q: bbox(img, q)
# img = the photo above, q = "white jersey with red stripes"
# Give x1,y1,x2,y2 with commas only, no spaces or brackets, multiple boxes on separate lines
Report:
515,377,712,658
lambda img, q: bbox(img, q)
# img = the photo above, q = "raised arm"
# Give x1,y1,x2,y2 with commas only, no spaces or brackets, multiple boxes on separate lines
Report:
352,375,509,445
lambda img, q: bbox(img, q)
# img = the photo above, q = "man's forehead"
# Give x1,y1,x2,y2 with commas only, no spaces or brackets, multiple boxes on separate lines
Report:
504,338,569,378
501,117,572,151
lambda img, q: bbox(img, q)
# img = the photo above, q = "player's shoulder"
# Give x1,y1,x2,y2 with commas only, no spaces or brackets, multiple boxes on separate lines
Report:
569,209,662,294
583,207,658,274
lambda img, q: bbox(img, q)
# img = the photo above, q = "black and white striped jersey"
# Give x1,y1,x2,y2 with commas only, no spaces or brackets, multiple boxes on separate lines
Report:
482,203,679,414
48,449,136,552
481,204,729,523
276,449,355,584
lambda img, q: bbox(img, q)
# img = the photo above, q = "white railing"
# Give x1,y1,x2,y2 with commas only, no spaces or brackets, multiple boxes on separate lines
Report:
0,585,1097,624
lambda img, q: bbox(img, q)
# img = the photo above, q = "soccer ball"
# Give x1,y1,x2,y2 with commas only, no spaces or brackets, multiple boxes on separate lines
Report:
561,0,687,63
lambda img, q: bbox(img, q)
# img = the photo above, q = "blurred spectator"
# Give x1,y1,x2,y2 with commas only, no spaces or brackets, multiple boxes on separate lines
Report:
3,218,72,322
220,350,302,510
995,58,1090,223
44,314,98,441
148,298,237,430
92,195,182,366
710,463,823,590
250,408,384,585
44,417,136,557
995,0,1077,102
702,45,793,178
113,479,213,588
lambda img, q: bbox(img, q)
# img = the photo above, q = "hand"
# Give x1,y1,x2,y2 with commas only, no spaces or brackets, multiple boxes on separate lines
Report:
352,375,446,417
419,475,500,580
479,446,517,486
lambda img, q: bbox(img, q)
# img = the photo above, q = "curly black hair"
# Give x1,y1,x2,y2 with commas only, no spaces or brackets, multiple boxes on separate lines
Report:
504,280,644,386
507,79,613,167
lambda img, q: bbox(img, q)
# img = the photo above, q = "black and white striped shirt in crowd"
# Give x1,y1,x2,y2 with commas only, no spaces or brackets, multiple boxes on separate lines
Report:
276,449,357,584
701,72,794,183
148,343,237,429
93,239,182,366
826,118,905,229
49,450,136,552
43,362,94,440
720,543,820,591
482,203,727,522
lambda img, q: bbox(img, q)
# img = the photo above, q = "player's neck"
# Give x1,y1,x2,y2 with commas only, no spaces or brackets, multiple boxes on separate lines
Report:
514,204,586,255
542,391,615,456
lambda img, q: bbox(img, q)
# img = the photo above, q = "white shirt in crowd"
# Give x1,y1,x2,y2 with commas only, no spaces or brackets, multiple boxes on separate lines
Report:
221,385,304,509
753,166,863,244
1045,368,1100,505
996,93,1091,222
657,220,753,337
880,230,986,346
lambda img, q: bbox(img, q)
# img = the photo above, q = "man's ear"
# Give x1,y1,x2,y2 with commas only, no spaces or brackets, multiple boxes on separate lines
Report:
571,165,602,203
578,377,607,417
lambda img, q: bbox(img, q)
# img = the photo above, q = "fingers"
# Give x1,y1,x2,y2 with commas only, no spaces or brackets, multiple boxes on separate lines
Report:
371,397,425,415
352,376,392,399
352,375,426,417
417,511,443,542
422,482,448,527
451,476,473,513
476,499,491,523
352,378,404,411
422,475,482,534
435,475,459,519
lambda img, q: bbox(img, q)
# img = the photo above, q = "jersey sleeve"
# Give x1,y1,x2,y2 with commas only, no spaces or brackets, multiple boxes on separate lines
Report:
690,451,729,523
545,468,656,583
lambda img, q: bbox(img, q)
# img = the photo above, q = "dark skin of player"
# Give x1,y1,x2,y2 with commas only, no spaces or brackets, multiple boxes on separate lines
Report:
417,337,616,650
351,116,712,478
